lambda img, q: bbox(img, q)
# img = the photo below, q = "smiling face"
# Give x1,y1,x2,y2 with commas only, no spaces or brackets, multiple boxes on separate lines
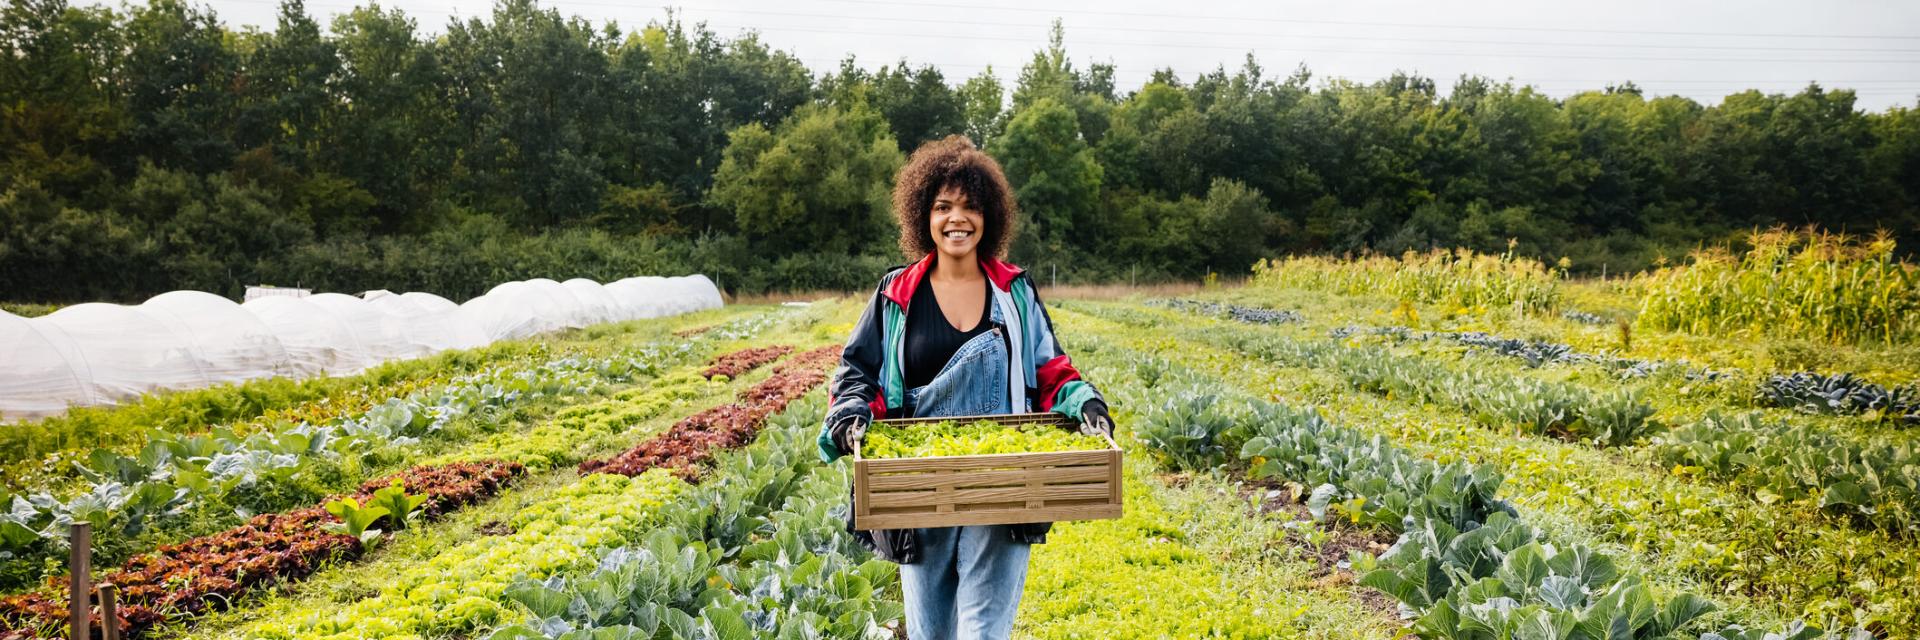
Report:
929,184,986,262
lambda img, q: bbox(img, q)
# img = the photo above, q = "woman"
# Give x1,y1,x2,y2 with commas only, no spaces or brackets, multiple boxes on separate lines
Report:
817,135,1112,640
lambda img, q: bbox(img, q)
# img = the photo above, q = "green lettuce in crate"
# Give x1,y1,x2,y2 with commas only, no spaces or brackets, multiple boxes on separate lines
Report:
863,420,1108,459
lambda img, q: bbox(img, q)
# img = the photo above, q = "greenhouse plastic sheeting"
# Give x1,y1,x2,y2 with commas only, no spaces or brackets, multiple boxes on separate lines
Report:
560,278,619,326
526,278,589,329
462,281,567,340
0,310,94,417
366,292,490,353
1,274,723,421
143,291,293,382
244,296,372,376
308,293,433,362
31,303,214,406
603,277,667,319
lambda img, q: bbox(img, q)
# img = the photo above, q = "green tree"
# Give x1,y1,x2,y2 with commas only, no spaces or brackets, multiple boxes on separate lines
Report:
442,0,613,227
960,67,1006,146
1196,178,1282,273
328,3,450,232
871,62,965,151
993,96,1102,261
1012,21,1111,146
233,0,338,166
708,105,903,256
121,0,239,175
0,0,126,200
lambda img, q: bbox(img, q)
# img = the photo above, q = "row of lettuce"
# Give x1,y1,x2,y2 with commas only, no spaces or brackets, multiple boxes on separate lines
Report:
240,349,897,640
0,317,801,638
0,312,789,594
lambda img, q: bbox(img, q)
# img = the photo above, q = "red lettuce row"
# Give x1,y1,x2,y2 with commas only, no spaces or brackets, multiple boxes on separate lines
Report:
700,345,794,380
581,345,837,481
0,460,523,640
769,345,840,375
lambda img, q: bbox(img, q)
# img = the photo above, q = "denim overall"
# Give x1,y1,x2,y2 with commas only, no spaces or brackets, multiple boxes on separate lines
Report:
900,327,1030,640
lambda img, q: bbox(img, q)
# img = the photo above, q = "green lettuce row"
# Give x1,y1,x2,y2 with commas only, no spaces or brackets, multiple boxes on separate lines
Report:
245,470,690,640
487,399,906,640
241,361,831,640
430,370,723,471
1017,448,1395,637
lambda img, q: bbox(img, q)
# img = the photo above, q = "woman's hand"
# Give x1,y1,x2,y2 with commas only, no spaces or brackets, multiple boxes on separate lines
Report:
1078,399,1114,437
828,406,872,455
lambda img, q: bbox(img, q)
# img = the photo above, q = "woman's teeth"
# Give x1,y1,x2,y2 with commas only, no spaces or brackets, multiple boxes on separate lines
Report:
945,230,972,240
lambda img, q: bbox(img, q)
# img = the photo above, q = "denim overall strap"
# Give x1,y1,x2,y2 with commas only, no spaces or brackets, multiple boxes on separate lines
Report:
907,328,1012,419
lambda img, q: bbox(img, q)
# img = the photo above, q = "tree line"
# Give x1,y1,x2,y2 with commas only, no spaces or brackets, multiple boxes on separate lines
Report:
3,0,1917,302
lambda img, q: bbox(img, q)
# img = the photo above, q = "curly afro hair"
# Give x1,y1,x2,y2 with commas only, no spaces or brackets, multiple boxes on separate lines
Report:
892,135,1017,260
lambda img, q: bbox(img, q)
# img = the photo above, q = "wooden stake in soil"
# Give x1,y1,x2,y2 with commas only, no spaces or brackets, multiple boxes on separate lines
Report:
97,584,120,640
68,522,91,640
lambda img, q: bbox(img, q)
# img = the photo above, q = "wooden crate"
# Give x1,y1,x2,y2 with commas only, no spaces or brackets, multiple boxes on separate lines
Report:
852,412,1123,530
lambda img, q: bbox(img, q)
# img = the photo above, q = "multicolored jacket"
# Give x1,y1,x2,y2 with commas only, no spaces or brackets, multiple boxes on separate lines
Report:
817,255,1104,463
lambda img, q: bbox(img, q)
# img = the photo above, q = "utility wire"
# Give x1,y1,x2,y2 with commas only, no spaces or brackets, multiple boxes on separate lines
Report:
181,0,1920,97
710,22,1920,64
213,0,1920,46
646,5,1920,54
786,0,1920,41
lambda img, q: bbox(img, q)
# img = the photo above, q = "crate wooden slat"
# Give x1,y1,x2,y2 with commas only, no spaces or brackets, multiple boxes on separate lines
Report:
852,412,1123,530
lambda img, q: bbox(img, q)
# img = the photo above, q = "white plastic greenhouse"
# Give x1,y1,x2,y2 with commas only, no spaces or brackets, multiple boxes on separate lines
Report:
0,274,723,421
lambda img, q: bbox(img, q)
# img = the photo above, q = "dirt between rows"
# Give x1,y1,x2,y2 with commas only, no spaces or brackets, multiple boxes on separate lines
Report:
1243,478,1401,615
1161,472,1401,616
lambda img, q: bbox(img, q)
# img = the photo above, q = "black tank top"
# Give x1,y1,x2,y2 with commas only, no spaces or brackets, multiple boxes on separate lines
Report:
903,275,992,389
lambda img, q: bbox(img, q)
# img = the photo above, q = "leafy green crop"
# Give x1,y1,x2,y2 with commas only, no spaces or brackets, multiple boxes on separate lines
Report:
1652,411,1920,535
366,479,428,531
322,496,390,551
247,470,689,639
861,420,1107,459
1134,390,1240,471
1411,542,1717,640
487,396,905,640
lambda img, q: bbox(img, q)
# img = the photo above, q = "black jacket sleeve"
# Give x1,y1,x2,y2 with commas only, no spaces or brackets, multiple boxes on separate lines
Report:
819,275,892,461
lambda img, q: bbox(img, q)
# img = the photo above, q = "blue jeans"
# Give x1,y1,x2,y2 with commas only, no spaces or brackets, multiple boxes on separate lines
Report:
902,329,1028,640
900,524,1031,640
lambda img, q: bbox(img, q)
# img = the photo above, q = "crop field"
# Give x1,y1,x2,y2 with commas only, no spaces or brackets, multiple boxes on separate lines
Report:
4,244,1918,640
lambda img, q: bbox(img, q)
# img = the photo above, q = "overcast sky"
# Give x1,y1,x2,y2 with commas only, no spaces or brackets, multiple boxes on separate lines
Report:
195,0,1920,110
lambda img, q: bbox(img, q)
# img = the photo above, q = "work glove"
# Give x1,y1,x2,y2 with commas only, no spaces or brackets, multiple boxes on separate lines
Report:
1077,399,1114,437
828,406,872,456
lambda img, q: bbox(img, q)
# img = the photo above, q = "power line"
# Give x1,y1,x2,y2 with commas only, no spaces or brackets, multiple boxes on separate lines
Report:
164,0,1920,100
791,57,1920,94
168,0,1920,44
709,22,1920,64
649,5,1920,55
788,0,1920,42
